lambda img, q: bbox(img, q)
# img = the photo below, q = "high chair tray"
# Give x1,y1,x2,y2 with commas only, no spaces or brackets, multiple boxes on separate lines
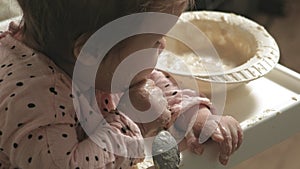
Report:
137,64,300,169
180,64,300,169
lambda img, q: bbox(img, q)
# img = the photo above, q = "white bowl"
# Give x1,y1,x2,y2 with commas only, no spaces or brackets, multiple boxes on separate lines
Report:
156,11,280,95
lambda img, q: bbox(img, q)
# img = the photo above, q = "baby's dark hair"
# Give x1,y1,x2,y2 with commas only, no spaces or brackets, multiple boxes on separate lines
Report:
17,0,193,62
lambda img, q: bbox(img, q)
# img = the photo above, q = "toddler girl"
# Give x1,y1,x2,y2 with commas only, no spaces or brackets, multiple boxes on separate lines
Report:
0,0,242,168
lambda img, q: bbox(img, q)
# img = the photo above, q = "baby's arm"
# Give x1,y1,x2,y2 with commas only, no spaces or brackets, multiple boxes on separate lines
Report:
8,112,144,169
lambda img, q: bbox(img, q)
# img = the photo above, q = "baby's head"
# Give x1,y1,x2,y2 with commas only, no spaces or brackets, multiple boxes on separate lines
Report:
17,0,136,58
17,0,192,56
17,0,193,91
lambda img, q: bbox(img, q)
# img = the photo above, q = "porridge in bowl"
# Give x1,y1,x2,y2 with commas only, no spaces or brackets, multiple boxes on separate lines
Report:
156,11,280,95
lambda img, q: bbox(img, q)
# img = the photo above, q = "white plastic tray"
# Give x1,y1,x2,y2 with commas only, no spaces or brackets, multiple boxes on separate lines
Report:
181,64,300,169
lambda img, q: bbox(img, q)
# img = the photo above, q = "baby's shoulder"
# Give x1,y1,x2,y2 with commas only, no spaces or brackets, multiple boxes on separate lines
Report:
0,35,71,89
0,35,74,110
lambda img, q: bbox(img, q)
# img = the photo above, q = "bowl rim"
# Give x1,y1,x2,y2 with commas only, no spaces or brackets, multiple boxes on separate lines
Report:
156,11,280,84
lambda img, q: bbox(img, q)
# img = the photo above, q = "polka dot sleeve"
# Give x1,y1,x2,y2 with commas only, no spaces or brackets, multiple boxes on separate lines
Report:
9,121,143,169
0,79,144,169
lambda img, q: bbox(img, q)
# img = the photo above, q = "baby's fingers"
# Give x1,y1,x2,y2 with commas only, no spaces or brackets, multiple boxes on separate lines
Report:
228,124,239,154
211,127,224,143
9,21,19,33
198,115,221,144
218,123,232,165
228,119,243,152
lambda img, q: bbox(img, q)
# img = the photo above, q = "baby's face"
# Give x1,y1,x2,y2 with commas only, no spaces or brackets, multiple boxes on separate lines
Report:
95,34,166,92
95,0,188,92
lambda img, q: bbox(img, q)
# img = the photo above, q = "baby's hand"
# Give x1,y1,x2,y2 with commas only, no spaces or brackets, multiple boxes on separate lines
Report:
195,110,243,165
210,115,243,165
0,22,20,39
192,106,243,165
118,79,171,137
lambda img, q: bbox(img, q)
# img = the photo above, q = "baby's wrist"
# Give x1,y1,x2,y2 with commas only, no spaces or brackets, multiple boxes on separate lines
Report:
192,105,213,138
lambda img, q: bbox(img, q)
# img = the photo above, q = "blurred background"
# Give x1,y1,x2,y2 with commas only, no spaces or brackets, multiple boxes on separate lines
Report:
1,0,299,168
